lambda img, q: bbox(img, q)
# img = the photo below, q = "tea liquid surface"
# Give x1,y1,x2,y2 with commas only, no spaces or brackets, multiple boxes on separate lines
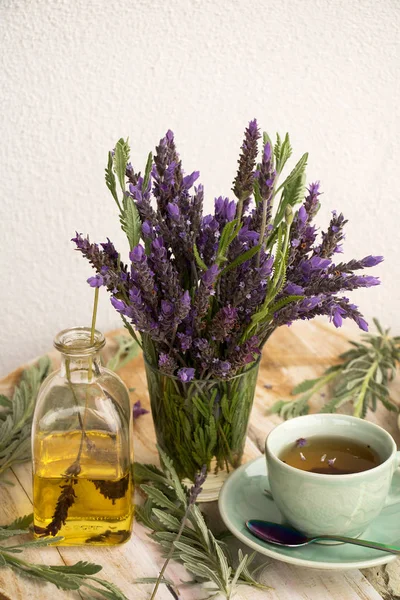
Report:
279,435,381,475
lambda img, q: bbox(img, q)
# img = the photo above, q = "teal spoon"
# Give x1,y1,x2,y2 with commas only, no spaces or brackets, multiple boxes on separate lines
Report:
246,520,400,554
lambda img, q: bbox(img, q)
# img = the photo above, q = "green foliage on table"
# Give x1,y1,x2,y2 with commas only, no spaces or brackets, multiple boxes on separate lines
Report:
271,319,400,419
0,514,127,599
134,449,270,599
0,357,51,477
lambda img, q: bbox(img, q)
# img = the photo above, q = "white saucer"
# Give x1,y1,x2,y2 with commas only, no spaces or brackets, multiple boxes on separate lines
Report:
218,456,400,570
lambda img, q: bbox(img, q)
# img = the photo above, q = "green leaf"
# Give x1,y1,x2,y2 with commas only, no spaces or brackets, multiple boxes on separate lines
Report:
273,169,306,228
216,220,239,265
120,196,142,250
0,394,12,409
220,245,261,277
157,445,188,505
141,485,180,512
193,244,207,272
5,536,64,548
152,509,181,531
0,528,32,539
230,553,248,589
275,133,292,174
143,151,153,190
184,560,224,588
84,576,129,600
266,295,304,319
174,541,210,561
253,180,262,206
0,357,51,476
273,132,282,164
113,138,130,192
274,152,308,195
4,513,33,530
291,377,323,395
105,151,119,206
133,462,169,487
49,561,102,575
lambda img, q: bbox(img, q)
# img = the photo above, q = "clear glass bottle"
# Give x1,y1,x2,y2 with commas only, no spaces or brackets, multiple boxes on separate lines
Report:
32,327,133,545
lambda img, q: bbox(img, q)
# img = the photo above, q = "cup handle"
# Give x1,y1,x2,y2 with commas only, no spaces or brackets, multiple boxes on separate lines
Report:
384,451,400,507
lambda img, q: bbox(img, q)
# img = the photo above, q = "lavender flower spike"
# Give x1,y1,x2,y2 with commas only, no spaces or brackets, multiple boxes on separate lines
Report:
232,119,261,208
189,465,207,504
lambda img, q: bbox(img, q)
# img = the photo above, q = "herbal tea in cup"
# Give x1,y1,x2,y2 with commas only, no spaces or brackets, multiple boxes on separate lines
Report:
279,436,382,475
265,414,400,538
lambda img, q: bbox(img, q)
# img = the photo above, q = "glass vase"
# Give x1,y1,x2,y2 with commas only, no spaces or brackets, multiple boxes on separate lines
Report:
32,327,133,545
144,357,260,501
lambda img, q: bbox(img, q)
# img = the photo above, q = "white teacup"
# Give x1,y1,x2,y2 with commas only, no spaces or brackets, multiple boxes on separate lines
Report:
265,414,400,538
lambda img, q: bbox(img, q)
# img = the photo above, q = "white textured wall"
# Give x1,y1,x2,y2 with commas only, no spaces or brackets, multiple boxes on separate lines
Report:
1,0,399,376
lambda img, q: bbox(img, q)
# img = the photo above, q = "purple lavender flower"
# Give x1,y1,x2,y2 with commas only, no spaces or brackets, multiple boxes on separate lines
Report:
232,119,261,204
295,438,307,448
257,141,276,216
284,282,305,295
130,244,146,263
318,211,347,258
167,202,180,220
209,306,238,341
178,367,195,383
361,255,384,268
189,465,207,504
133,401,149,419
158,353,178,375
211,359,232,378
202,264,219,286
177,332,192,351
215,197,237,225
230,335,261,372
142,220,154,239
183,171,200,189
87,274,104,288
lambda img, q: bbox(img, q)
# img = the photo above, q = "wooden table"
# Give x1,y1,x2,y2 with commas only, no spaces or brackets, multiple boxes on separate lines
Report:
1,319,400,600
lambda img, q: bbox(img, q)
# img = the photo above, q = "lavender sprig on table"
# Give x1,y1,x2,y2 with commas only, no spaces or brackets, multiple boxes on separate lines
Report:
0,515,128,599
134,448,270,599
271,319,400,419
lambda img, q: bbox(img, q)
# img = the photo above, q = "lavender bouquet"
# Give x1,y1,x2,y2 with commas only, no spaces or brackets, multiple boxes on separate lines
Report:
73,120,382,494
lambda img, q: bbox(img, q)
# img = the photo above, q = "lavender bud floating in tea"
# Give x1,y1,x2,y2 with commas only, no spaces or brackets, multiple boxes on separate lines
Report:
279,436,381,474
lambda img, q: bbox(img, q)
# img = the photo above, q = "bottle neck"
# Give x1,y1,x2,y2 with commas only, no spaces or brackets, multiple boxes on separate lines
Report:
60,352,102,383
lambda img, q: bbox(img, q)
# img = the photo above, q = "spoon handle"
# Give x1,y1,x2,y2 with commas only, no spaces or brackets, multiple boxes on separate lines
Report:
314,535,400,554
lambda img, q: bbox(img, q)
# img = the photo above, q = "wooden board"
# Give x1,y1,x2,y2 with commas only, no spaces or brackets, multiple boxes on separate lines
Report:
1,319,400,600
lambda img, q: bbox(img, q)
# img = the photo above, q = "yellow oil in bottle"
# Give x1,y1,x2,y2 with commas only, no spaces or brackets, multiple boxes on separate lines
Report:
33,430,133,545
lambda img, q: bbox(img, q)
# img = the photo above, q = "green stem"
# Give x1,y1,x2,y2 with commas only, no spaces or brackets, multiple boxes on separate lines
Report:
353,359,378,417
88,287,99,382
256,196,269,268
236,197,244,224
150,504,193,600
218,424,235,469
120,314,143,350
